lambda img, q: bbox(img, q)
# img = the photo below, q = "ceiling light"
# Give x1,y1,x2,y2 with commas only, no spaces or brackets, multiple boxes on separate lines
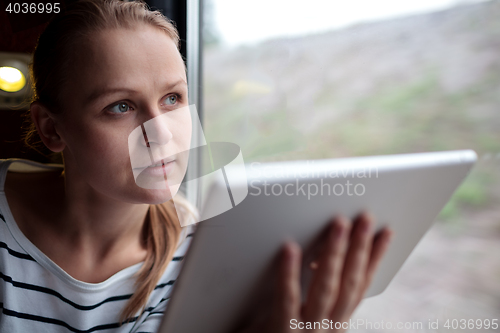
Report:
0,66,26,92
0,52,32,110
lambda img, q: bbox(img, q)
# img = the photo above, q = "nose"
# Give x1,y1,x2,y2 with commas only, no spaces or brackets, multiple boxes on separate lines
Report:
141,110,173,147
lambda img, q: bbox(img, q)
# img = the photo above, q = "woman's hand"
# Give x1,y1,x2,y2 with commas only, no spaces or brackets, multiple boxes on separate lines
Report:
240,212,393,333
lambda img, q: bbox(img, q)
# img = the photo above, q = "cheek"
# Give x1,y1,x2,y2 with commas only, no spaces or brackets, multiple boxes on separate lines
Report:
174,114,193,151
80,130,124,158
66,123,131,175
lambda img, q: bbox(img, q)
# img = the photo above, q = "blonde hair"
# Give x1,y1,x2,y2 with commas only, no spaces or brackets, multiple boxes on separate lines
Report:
23,0,194,324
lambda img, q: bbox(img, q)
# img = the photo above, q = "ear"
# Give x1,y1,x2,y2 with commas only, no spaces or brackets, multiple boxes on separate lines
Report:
30,101,66,153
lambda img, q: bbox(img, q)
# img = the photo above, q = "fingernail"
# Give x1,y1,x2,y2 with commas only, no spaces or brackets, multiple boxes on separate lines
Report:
362,216,372,234
333,225,342,240
386,229,394,241
284,242,296,263
332,217,346,239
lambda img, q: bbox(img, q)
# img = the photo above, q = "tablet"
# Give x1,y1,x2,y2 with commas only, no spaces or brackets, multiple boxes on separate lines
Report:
159,149,477,333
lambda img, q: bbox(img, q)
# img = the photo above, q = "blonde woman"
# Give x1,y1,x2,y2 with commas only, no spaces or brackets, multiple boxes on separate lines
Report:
0,0,392,332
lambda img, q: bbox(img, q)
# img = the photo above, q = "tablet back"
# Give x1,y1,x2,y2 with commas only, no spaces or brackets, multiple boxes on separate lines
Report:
159,150,477,333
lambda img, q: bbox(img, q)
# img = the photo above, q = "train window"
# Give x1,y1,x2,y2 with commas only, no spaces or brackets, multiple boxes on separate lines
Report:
203,0,500,326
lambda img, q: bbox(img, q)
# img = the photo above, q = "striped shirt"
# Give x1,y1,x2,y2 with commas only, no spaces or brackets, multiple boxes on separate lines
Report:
0,158,194,333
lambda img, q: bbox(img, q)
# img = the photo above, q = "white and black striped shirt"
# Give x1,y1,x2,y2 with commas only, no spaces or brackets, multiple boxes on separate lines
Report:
0,158,194,333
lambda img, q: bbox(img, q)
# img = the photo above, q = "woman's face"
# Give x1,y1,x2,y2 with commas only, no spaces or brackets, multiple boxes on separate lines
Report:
55,25,190,204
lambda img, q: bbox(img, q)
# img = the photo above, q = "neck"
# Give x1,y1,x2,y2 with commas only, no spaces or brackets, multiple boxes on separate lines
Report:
57,171,149,259
32,161,150,280
8,159,152,283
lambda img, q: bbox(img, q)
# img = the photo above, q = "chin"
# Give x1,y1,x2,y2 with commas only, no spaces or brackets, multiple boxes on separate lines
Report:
128,167,184,204
140,185,180,205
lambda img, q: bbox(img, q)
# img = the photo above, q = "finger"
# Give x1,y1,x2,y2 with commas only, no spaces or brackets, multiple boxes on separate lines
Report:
302,216,351,323
271,241,302,332
362,227,393,292
330,212,374,320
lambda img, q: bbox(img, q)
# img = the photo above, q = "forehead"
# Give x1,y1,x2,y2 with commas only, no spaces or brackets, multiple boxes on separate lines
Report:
73,25,186,89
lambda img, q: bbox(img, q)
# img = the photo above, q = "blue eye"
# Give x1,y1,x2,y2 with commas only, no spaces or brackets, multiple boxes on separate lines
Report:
110,102,130,114
164,94,177,105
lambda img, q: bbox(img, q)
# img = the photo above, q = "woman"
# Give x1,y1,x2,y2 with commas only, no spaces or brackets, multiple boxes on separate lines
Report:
0,0,393,332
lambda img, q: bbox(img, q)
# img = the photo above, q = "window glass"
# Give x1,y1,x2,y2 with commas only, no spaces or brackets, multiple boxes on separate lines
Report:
203,0,500,325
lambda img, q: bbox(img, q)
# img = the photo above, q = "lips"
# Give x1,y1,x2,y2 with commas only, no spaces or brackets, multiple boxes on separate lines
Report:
147,158,175,168
137,159,176,178
135,156,176,170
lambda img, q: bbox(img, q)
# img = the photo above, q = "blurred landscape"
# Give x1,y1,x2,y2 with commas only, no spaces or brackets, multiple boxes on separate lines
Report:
204,0,500,219
203,0,500,329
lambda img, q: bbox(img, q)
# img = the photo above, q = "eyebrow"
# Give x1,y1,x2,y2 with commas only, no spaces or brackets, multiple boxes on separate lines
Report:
84,79,187,106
